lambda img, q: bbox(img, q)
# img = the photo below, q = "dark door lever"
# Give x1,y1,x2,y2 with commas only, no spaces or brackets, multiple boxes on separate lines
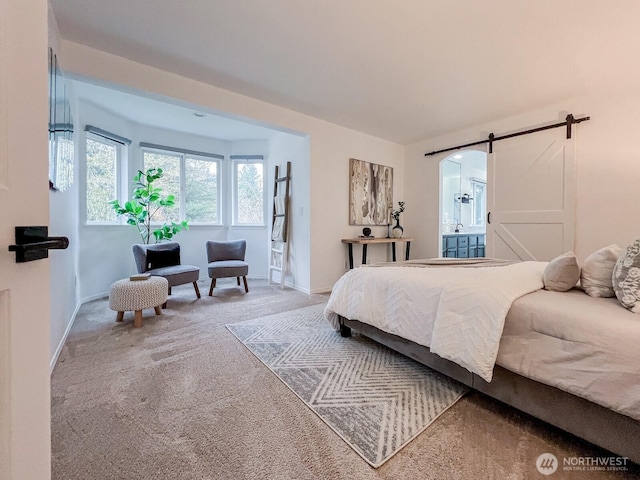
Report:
8,226,69,263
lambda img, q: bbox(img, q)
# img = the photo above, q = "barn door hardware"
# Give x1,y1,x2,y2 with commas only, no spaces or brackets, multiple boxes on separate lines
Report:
424,113,590,157
8,226,69,263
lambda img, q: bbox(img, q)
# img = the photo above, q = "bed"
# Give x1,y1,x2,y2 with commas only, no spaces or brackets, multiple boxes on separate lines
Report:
324,257,640,463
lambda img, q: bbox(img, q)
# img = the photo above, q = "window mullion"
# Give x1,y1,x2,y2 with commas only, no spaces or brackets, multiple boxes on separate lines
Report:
180,153,187,222
115,144,122,225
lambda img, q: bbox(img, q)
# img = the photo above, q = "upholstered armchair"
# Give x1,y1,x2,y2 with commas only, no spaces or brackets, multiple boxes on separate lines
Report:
132,242,201,305
205,240,249,296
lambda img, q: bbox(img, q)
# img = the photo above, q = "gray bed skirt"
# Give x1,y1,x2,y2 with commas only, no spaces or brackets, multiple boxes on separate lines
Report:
340,317,640,464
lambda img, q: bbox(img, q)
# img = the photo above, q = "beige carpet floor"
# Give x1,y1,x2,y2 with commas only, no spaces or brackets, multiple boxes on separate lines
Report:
52,279,639,480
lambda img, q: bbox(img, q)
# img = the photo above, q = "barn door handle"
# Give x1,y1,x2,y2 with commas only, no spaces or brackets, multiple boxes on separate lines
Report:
487,212,491,224
8,226,69,263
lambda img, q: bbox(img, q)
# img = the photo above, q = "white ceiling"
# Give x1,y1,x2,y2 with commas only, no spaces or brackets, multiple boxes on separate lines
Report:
71,80,285,141
51,0,640,145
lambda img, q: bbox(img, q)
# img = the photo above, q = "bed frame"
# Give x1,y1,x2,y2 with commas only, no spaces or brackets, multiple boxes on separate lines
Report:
339,316,640,464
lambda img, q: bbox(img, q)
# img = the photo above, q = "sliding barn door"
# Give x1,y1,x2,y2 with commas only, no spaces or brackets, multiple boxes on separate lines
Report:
486,129,576,261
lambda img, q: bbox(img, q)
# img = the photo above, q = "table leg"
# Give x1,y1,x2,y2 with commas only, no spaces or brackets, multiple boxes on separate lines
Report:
362,244,368,265
347,244,354,269
134,310,143,328
154,305,162,315
116,311,124,322
406,241,411,260
392,242,397,262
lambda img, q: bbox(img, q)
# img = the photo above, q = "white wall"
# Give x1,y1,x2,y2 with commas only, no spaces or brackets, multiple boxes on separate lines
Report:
59,40,405,293
49,170,79,363
309,125,404,290
405,87,640,263
76,101,137,300
49,4,79,368
268,132,311,288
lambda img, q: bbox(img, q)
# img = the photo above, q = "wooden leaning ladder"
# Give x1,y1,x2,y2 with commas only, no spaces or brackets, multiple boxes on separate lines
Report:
269,162,291,288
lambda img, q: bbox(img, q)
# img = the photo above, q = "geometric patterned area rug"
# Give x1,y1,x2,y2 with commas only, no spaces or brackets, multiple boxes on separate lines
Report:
226,304,469,467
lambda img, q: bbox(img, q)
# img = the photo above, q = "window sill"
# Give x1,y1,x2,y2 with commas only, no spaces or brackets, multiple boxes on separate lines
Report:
83,223,127,228
82,223,264,230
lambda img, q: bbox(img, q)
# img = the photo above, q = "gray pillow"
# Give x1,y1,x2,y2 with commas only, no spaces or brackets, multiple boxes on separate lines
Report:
581,244,622,297
612,238,640,313
543,252,580,292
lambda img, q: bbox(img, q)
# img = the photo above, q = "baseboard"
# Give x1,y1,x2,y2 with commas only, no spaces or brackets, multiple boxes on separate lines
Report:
81,291,109,304
50,290,109,374
281,281,331,295
284,282,311,294
50,300,82,374
309,285,333,294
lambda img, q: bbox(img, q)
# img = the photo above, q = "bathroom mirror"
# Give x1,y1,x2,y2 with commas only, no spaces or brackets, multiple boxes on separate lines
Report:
441,159,461,231
440,150,488,237
470,178,486,227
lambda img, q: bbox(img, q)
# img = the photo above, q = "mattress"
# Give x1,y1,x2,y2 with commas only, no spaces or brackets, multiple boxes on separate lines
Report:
497,288,640,421
324,260,546,381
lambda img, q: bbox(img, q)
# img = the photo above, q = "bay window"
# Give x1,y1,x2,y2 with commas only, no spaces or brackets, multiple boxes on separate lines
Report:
232,155,265,226
141,144,222,224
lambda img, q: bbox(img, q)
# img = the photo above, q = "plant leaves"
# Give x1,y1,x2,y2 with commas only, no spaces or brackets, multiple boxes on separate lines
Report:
110,166,189,243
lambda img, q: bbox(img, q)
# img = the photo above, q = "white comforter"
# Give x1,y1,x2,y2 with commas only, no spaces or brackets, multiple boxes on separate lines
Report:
324,260,546,381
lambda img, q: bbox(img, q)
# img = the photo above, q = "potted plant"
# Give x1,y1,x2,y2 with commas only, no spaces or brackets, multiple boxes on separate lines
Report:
110,168,188,244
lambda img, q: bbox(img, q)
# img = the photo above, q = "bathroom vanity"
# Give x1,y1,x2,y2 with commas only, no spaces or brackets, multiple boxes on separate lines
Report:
442,233,485,258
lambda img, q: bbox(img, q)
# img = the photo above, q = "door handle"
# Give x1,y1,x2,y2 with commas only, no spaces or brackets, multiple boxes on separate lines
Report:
8,226,69,262
487,212,491,224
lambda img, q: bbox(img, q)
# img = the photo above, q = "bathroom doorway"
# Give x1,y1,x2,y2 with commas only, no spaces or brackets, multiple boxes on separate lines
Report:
439,150,487,257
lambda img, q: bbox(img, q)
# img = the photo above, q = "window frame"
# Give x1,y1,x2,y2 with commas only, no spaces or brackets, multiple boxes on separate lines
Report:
84,132,123,225
232,157,266,227
141,146,222,226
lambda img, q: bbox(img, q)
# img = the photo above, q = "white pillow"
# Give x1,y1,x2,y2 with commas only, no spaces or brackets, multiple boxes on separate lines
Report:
580,244,622,297
543,252,580,292
612,238,640,313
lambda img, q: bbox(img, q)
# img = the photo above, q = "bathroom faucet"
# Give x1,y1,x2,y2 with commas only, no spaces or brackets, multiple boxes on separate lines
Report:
454,223,463,233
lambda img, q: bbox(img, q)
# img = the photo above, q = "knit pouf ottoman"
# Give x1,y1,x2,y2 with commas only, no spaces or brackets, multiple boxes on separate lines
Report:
108,276,169,328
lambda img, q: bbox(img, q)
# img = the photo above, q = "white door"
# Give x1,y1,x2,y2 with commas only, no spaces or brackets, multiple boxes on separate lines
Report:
486,128,576,261
0,1,52,479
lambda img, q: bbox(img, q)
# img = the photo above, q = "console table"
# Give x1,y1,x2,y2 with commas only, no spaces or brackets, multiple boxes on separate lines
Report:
341,237,414,269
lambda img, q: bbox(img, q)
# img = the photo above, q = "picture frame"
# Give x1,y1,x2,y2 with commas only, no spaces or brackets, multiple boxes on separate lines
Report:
349,158,393,225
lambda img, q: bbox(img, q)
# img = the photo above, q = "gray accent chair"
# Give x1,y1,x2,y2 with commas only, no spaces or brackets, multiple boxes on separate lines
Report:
206,240,249,296
132,242,201,305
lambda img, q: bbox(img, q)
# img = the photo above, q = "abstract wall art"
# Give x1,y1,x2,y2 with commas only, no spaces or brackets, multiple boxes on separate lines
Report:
349,158,393,225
